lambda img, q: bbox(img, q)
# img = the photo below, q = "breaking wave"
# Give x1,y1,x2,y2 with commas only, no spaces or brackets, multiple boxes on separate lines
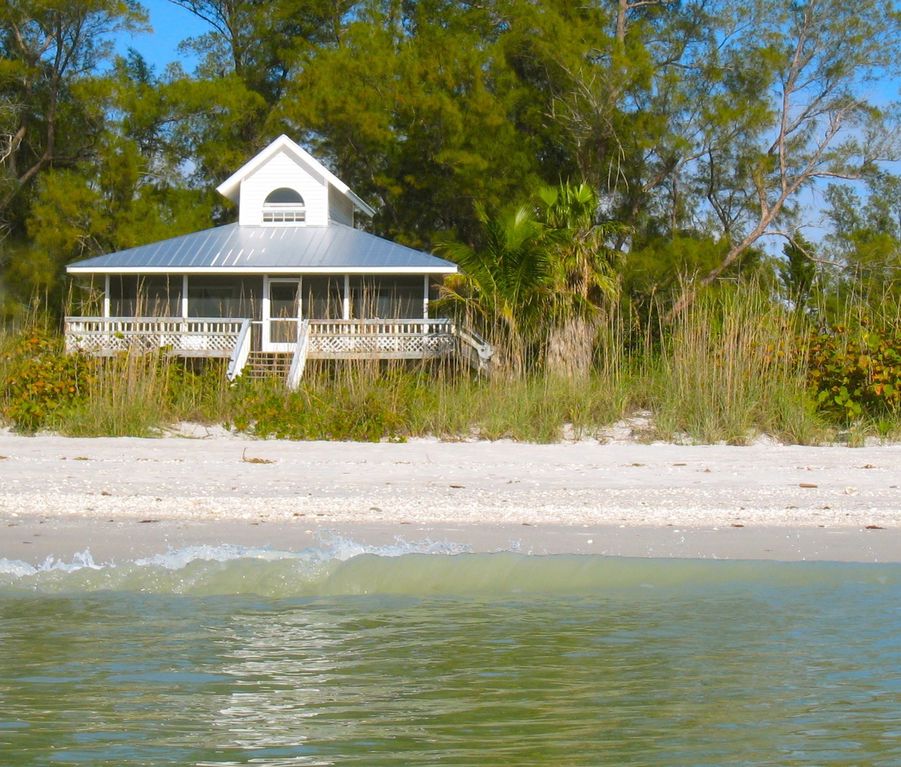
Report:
1,535,899,597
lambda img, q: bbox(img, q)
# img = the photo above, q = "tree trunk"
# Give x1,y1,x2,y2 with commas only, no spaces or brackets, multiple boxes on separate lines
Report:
545,317,598,380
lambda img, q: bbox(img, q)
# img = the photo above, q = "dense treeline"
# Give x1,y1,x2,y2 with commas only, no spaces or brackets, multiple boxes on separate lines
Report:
0,1,899,439
1,0,898,314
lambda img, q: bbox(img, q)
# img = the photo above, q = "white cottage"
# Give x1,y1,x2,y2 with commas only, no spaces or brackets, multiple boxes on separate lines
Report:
64,135,491,385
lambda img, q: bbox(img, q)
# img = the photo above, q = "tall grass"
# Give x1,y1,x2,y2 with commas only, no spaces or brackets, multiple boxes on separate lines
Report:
1,285,897,443
650,288,825,444
227,359,636,443
60,355,231,437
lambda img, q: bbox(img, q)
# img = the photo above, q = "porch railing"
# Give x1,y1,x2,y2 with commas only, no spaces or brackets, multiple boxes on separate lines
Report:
64,317,246,357
64,316,492,375
306,318,455,359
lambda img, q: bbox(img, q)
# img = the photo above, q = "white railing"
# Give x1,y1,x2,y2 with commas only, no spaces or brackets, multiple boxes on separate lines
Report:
306,319,456,359
286,320,310,390
64,317,246,357
226,319,252,380
64,316,493,374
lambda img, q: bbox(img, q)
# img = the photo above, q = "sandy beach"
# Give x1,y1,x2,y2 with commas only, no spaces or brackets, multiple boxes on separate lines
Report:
1,428,899,564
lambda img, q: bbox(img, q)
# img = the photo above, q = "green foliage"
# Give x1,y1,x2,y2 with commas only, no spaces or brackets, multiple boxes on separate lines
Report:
0,329,93,432
440,182,626,376
807,323,901,424
228,372,407,442
778,235,818,313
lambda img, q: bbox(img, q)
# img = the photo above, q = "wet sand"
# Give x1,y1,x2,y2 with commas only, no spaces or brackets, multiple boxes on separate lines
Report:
1,431,899,564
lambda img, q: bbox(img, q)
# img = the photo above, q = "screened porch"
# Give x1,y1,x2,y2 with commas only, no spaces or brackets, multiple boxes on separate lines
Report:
64,273,493,381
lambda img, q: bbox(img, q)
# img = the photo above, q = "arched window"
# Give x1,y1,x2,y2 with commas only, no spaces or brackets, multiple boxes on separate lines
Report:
262,187,306,223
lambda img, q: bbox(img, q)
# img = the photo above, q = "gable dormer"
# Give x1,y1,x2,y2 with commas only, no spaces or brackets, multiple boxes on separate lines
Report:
216,135,375,228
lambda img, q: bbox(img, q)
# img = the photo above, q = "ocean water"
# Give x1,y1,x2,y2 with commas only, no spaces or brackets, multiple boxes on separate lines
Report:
0,540,899,766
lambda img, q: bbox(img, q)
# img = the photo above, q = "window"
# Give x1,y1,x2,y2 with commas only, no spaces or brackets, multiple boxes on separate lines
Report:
262,187,306,223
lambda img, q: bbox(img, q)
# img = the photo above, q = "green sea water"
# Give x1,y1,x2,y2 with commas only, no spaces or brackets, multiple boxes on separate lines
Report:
0,543,899,766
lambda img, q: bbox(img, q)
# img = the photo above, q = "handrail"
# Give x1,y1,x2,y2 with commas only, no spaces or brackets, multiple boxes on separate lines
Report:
226,319,252,381
286,320,310,390
453,323,494,374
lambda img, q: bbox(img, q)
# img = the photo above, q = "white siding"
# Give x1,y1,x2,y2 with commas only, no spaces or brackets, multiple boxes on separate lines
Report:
239,149,329,226
328,186,355,226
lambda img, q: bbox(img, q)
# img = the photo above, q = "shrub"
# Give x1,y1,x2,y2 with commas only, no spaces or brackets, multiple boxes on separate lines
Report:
0,331,94,432
807,322,901,423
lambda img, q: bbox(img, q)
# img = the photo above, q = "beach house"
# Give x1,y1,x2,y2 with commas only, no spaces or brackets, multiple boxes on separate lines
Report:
64,135,491,386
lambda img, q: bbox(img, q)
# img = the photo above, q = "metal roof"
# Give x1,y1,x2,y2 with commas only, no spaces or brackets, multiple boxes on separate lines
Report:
66,223,457,275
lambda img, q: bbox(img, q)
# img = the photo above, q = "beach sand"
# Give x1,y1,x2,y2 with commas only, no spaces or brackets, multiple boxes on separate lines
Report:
1,428,899,564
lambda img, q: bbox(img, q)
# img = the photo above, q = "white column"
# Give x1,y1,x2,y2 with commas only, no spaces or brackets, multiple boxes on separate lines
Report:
261,275,271,348
423,275,429,319
181,275,189,318
343,274,350,320
103,275,110,318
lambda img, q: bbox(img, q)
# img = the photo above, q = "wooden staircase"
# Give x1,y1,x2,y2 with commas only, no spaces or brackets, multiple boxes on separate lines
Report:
244,351,293,381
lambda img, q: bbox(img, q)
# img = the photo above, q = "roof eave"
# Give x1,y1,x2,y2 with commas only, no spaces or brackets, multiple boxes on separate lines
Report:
66,265,458,275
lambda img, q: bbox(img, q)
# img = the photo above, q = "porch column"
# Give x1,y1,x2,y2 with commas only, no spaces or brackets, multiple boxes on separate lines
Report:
261,275,270,348
343,274,350,320
423,275,429,319
103,275,110,318
181,275,189,318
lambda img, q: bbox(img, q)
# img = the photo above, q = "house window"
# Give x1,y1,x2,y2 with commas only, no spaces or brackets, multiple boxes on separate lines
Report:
262,187,306,223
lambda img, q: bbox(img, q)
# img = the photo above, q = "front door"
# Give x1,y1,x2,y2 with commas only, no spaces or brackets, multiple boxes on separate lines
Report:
263,278,300,351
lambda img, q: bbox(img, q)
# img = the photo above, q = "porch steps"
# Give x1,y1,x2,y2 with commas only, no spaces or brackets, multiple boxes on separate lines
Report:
245,352,293,381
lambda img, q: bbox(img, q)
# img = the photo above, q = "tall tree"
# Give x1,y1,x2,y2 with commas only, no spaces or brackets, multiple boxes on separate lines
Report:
669,0,901,315
277,0,547,245
0,0,145,218
822,173,901,306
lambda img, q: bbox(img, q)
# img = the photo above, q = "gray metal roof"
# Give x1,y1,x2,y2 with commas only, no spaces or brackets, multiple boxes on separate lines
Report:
66,223,457,274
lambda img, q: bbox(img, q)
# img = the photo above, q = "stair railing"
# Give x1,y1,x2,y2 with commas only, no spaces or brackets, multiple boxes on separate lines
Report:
286,320,311,390
226,319,252,381
454,324,494,375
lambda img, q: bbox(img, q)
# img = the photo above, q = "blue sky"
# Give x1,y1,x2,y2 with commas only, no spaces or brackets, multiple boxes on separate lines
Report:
116,0,208,73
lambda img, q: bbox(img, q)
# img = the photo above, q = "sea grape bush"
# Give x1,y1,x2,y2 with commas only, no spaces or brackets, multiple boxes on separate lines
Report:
806,323,901,422
0,332,93,431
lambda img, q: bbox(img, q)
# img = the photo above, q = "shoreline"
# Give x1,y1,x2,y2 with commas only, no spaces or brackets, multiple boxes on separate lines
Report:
2,431,899,564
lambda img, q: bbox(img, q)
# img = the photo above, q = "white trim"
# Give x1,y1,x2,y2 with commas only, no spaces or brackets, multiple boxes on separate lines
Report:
103,275,110,318
181,275,189,318
68,265,457,275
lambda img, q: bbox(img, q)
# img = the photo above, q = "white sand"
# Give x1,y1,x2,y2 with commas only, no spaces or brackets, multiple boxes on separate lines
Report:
1,429,899,562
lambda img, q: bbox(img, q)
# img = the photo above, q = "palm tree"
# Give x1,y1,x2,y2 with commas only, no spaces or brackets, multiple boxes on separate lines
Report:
439,203,548,375
440,183,626,378
537,183,624,378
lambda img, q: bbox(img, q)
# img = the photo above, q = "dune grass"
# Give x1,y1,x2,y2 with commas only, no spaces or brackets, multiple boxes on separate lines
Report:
1,288,898,443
